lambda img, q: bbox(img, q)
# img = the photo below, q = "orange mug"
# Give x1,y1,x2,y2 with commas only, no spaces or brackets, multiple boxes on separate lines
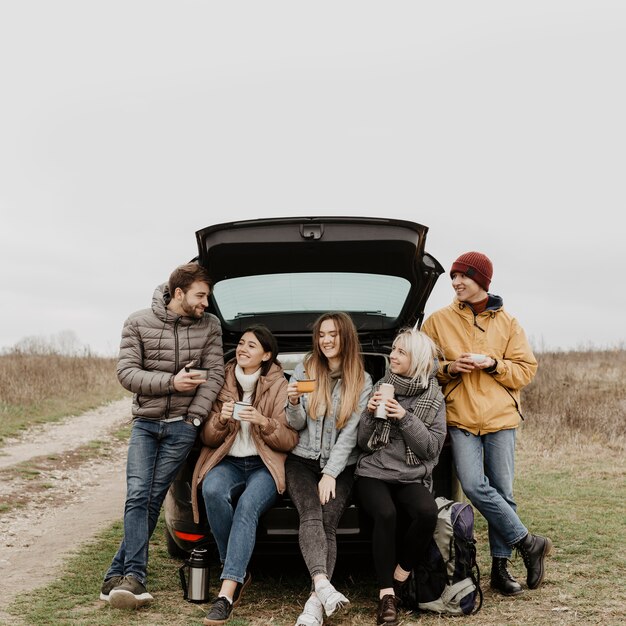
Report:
296,379,317,393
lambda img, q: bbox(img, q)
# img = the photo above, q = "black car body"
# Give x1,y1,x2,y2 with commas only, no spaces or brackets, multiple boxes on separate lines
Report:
164,216,449,558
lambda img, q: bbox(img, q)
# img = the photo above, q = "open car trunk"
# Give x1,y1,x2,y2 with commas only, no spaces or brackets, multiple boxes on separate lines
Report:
195,216,444,351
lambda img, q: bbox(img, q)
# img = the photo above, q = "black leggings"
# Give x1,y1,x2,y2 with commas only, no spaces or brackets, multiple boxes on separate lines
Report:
285,455,355,581
355,476,438,589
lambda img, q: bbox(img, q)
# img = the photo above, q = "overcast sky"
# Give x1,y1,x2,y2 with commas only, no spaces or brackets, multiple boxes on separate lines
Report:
1,1,624,356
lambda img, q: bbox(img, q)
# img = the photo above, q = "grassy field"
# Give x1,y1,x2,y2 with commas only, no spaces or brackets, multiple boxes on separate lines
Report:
3,348,626,625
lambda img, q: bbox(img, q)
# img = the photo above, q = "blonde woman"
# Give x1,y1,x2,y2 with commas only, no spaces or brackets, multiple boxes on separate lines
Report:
355,328,446,626
285,312,372,626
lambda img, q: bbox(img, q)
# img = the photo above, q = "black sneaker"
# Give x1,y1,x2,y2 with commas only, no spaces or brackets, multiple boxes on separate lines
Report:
232,572,252,607
99,575,124,601
203,596,233,625
108,575,153,609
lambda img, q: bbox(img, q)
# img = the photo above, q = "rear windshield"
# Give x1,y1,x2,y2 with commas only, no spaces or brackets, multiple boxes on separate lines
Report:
213,272,410,322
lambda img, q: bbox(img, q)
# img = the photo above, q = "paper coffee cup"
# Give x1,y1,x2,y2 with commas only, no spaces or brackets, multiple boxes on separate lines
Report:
375,383,395,418
296,379,316,393
232,401,252,421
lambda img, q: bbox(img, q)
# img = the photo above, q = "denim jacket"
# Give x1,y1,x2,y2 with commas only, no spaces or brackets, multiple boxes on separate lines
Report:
286,362,372,478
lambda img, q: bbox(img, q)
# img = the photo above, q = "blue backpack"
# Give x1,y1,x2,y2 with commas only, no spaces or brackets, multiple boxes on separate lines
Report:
412,497,483,615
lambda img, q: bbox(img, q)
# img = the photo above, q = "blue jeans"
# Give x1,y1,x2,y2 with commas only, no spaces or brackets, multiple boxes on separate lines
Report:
449,426,527,559
105,418,197,585
202,456,277,584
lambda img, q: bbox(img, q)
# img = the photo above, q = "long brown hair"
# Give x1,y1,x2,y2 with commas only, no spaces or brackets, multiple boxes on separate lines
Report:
304,312,365,429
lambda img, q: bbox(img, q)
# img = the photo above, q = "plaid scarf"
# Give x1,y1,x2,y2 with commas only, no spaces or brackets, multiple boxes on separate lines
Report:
367,372,442,466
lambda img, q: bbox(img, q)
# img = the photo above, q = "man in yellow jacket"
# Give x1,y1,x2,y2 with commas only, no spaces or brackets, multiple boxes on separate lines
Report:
422,251,552,597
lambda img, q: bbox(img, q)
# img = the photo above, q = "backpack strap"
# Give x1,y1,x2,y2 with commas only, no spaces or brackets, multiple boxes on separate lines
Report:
440,578,475,604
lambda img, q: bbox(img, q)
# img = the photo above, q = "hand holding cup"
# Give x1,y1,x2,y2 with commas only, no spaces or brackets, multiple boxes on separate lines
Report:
287,379,316,405
374,383,395,418
220,400,235,422
174,363,206,392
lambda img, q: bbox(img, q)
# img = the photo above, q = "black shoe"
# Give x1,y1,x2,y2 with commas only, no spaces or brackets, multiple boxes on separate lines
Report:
490,557,523,596
232,571,251,607
376,594,399,625
514,533,553,589
203,596,233,625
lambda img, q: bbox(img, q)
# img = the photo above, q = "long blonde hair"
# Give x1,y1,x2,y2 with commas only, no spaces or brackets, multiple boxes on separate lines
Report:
304,312,365,430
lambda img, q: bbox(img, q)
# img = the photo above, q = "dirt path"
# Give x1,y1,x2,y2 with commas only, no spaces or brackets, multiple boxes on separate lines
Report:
0,399,132,621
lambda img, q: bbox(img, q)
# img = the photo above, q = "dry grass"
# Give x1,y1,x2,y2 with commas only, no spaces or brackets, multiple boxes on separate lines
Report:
0,351,126,441
522,349,626,453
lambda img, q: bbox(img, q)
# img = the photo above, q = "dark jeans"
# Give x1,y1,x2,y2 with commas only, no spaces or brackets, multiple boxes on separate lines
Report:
285,455,355,580
355,476,438,589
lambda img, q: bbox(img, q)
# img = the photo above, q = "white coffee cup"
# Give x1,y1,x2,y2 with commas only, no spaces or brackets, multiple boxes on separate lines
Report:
232,401,252,421
375,383,395,418
468,353,487,363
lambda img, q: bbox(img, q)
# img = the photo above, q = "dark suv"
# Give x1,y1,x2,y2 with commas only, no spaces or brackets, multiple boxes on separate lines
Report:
163,216,449,559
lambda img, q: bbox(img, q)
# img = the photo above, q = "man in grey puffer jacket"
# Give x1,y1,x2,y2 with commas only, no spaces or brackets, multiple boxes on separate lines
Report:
101,263,224,609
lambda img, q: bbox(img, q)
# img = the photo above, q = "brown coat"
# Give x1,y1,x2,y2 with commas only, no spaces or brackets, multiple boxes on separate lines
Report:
191,360,298,523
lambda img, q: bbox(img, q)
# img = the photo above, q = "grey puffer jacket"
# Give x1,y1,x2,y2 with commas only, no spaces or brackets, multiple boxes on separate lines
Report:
117,283,224,422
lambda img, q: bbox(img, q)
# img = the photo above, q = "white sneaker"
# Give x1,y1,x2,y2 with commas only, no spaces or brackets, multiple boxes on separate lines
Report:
314,582,349,617
295,595,324,626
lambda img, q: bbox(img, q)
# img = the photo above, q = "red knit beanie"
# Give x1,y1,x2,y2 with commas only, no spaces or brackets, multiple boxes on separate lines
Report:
450,251,493,291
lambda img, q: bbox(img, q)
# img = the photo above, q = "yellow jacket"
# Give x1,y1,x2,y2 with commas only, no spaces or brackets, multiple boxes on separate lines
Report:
421,296,537,435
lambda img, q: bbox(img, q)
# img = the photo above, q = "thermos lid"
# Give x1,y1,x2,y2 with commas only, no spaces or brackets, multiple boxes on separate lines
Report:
187,547,210,566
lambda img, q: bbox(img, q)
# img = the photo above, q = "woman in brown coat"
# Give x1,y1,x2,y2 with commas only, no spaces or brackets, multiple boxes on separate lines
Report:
191,324,298,625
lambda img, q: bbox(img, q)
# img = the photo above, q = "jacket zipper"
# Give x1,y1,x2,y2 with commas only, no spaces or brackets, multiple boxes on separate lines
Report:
165,317,181,419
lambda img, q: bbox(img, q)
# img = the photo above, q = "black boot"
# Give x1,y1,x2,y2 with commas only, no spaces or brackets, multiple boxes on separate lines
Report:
514,533,553,589
490,557,523,596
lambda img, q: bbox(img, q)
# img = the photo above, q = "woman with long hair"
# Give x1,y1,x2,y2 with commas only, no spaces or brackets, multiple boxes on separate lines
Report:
190,324,298,625
285,312,372,626
355,328,447,626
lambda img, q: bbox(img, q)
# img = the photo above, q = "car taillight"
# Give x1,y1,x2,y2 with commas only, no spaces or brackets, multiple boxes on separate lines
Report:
174,530,205,542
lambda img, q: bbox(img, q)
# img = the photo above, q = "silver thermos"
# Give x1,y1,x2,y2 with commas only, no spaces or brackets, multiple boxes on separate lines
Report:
179,547,211,603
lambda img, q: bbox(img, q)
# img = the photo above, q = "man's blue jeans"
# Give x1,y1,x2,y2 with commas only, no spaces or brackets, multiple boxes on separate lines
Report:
449,426,528,559
202,456,277,584
105,418,197,585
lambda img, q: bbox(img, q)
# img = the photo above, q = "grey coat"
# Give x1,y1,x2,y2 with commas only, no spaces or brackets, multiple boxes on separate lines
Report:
117,283,224,422
355,392,447,490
